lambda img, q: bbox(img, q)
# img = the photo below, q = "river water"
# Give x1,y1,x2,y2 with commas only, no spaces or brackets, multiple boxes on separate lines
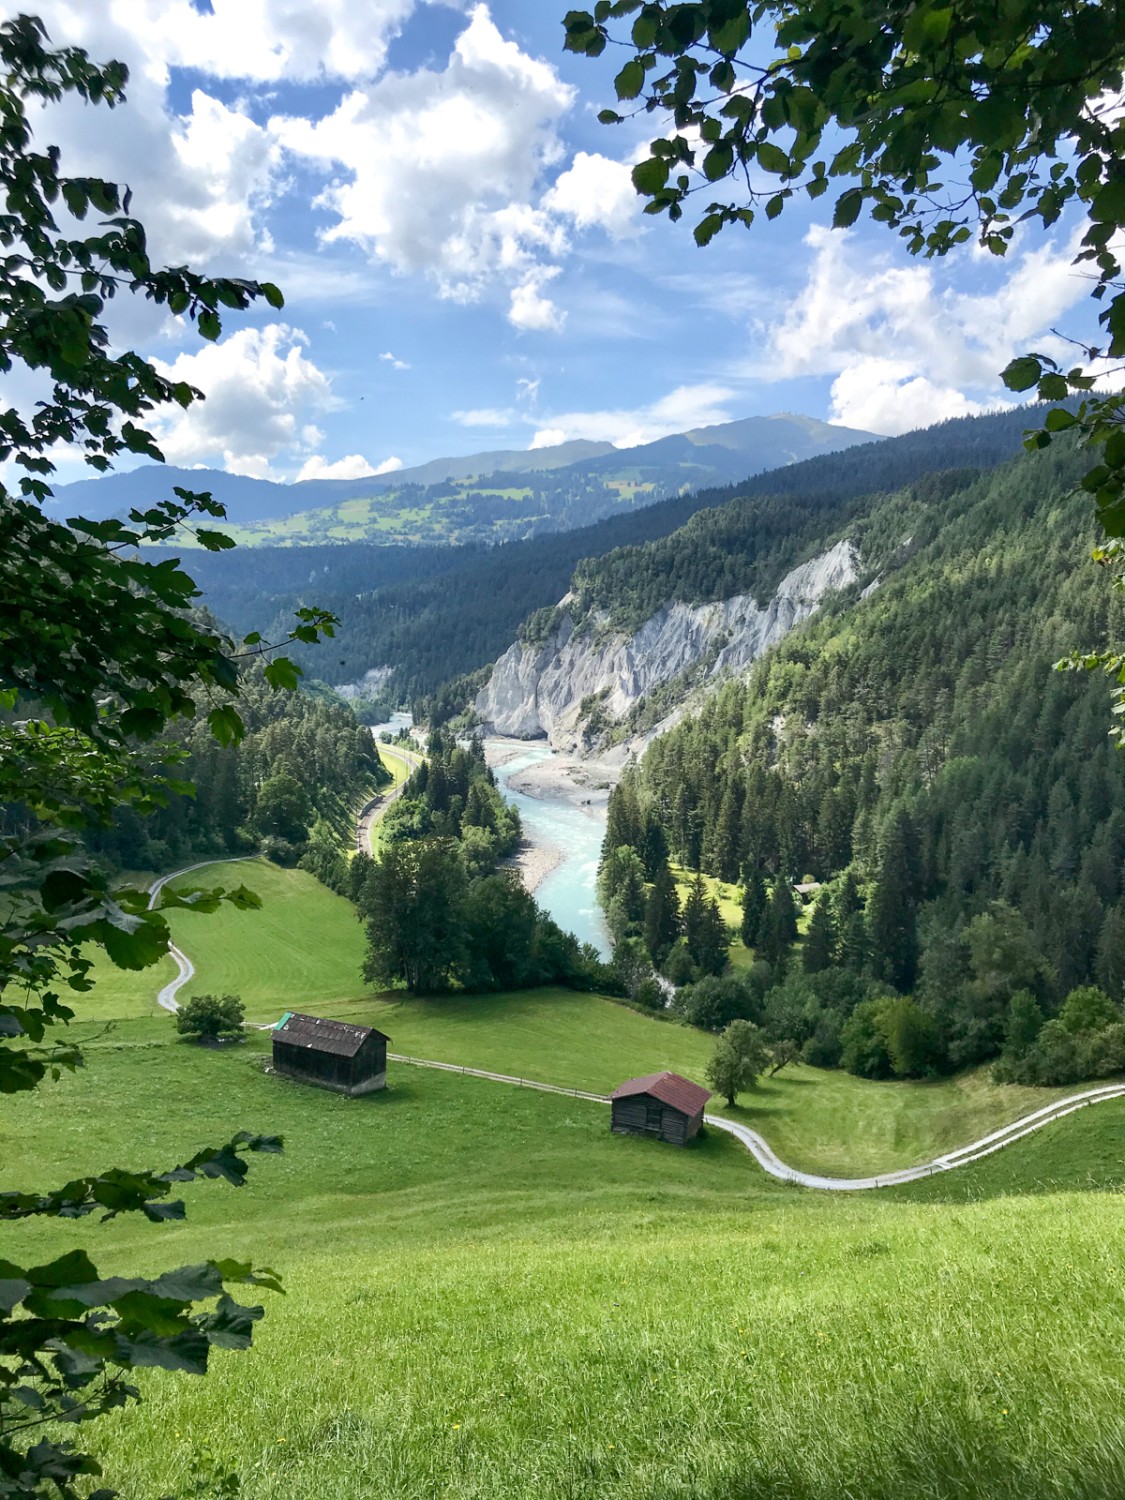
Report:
489,746,611,959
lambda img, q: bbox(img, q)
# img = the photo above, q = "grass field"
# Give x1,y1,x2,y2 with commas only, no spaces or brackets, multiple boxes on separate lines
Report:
6,1015,1125,1500
82,861,1084,1177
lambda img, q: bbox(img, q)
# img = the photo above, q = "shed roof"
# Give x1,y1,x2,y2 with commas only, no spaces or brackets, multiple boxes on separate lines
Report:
610,1071,711,1116
274,1012,389,1058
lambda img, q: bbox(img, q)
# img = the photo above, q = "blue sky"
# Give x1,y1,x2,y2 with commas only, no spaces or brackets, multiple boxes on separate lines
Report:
24,1,1101,483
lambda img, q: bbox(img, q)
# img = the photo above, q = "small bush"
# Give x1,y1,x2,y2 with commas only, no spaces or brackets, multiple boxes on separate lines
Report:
176,993,246,1043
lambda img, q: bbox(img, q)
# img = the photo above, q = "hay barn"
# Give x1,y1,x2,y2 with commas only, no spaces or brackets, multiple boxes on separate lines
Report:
610,1071,711,1146
272,1013,389,1096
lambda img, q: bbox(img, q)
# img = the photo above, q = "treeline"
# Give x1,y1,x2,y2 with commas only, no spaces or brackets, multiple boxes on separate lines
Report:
184,408,1039,722
87,669,388,873
350,732,610,994
600,438,1125,1085
567,407,1044,633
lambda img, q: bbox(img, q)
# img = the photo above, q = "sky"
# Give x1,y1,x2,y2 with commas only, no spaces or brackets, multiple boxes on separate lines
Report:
16,0,1105,484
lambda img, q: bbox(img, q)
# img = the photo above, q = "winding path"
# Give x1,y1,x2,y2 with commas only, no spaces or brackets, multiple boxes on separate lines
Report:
385,1054,1125,1191
357,743,423,855
147,851,1125,1190
146,855,260,1014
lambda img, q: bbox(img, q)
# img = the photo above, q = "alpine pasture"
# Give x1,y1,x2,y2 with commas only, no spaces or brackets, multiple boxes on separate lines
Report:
7,863,1125,1499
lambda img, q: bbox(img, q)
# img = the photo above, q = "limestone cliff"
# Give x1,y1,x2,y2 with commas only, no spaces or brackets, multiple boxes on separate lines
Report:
475,539,859,752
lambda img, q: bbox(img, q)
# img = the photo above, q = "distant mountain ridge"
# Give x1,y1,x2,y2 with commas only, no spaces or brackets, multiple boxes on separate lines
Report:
49,413,875,534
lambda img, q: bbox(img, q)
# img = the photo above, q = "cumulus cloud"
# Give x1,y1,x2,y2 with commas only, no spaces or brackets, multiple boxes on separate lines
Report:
758,225,1093,434
380,351,411,370
31,3,285,273
296,453,402,481
271,6,573,328
149,324,339,476
542,151,638,238
528,383,736,448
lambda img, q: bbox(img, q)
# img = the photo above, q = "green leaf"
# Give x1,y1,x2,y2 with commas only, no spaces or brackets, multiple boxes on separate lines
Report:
260,281,284,309
264,657,301,692
833,188,863,229
694,213,724,247
198,308,221,341
196,529,237,551
615,58,645,100
631,156,669,195
1091,181,1125,225
756,141,789,175
703,141,734,181
1001,355,1042,392
207,704,244,747
1044,408,1077,432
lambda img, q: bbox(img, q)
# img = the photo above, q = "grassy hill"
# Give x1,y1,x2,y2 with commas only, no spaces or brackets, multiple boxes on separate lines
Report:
21,861,1124,1498
7,1008,1125,1499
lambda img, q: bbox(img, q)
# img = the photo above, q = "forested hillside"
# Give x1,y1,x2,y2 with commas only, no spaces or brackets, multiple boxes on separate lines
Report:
87,671,388,873
198,406,1042,719
603,439,1125,1083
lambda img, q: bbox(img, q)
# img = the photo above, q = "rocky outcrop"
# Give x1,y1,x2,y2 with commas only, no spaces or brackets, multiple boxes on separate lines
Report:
476,539,859,752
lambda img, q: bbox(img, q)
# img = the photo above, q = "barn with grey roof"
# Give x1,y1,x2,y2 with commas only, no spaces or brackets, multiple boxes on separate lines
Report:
272,1013,389,1096
610,1071,711,1146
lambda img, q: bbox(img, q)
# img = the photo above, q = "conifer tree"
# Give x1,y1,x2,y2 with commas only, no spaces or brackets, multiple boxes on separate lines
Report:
644,860,681,965
868,811,921,992
1095,900,1125,1002
759,876,798,972
683,876,729,976
740,866,767,949
802,890,837,974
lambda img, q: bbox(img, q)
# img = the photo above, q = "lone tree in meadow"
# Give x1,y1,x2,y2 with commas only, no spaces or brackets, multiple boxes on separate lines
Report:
176,992,247,1043
705,1018,771,1105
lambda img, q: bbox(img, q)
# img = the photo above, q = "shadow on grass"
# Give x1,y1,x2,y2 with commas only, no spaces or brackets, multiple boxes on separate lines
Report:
670,1436,1125,1500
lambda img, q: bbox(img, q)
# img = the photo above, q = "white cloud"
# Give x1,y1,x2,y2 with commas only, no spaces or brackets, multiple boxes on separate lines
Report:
828,359,993,436
509,267,565,332
270,5,577,329
62,0,428,84
542,151,638,238
31,4,285,273
452,408,518,427
380,351,411,370
296,452,402,481
149,324,339,476
528,383,735,448
753,225,1096,434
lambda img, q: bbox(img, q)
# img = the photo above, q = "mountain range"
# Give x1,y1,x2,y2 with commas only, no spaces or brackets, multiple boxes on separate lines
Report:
50,412,875,541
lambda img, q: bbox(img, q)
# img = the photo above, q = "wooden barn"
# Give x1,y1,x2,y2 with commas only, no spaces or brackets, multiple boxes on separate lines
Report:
610,1071,711,1147
272,1013,389,1096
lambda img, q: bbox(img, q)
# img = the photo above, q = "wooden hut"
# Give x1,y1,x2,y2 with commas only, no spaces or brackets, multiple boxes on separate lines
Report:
272,1013,389,1096
610,1071,711,1146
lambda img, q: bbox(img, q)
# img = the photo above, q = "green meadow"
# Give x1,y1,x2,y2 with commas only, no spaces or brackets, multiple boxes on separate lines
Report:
8,861,1125,1498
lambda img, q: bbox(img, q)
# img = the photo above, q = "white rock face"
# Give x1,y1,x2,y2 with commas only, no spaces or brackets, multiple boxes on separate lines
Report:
336,666,393,700
476,538,858,751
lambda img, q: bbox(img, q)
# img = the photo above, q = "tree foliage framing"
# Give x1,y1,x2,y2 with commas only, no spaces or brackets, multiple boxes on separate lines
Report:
563,0,1125,711
0,16,332,1495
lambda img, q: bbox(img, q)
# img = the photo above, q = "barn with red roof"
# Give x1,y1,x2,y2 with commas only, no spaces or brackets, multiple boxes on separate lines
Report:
610,1071,711,1146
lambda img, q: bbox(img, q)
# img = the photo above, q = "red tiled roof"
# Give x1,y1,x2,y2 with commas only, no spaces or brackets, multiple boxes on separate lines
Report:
610,1071,711,1116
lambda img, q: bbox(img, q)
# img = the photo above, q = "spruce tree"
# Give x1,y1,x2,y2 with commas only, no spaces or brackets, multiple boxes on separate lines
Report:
1096,900,1125,1002
867,811,920,992
802,890,837,974
760,876,798,971
644,861,682,965
684,876,729,976
740,866,767,949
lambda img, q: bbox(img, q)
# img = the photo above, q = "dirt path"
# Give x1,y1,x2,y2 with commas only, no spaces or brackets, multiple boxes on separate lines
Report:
147,849,1125,1190
387,1054,1125,1191
146,855,260,1014
357,743,423,855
